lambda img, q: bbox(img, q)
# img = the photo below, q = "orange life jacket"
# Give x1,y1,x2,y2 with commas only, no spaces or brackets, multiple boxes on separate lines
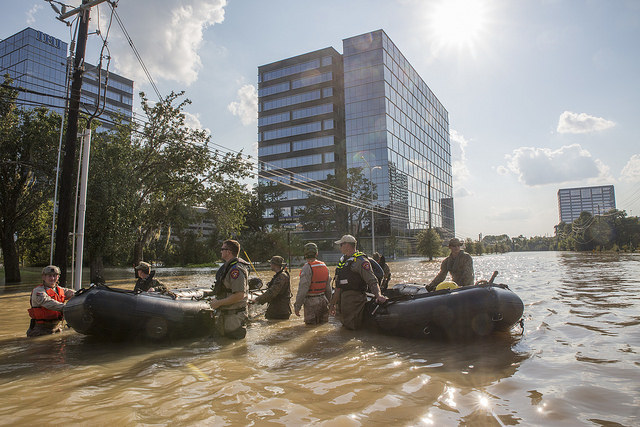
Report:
307,260,329,295
27,286,65,323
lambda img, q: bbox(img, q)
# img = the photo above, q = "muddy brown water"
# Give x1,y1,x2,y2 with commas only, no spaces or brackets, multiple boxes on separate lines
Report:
1,252,638,425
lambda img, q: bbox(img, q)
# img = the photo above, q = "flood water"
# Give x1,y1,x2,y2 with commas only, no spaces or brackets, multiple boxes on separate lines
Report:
1,252,639,426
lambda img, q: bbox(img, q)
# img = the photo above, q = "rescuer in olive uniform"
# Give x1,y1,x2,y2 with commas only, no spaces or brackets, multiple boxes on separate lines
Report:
427,237,474,291
27,265,75,337
329,235,387,330
294,243,332,325
133,262,167,293
210,239,249,339
254,255,292,319
372,252,391,291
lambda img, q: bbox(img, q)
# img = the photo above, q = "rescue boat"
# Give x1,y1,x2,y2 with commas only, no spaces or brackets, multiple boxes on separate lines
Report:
366,282,524,340
63,284,216,340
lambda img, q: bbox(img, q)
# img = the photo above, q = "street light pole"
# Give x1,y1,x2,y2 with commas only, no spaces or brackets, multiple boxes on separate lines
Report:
359,154,381,254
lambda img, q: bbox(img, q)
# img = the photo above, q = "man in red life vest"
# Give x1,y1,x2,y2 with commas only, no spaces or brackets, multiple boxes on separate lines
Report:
26,265,75,337
294,242,332,325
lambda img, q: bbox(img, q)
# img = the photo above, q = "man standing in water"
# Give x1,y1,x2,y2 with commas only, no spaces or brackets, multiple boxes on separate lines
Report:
372,252,391,291
253,256,292,319
427,237,474,291
294,243,332,325
210,239,250,339
329,235,387,330
27,265,75,337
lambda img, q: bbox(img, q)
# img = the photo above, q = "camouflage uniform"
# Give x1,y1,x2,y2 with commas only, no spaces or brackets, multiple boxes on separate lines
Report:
133,272,167,293
335,252,380,330
213,258,249,339
427,250,474,290
295,261,332,325
254,269,292,319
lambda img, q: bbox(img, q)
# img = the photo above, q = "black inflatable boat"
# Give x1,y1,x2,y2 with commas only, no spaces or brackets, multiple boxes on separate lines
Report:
63,284,215,340
366,282,524,340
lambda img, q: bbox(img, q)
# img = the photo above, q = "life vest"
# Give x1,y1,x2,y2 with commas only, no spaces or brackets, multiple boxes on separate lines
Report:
307,260,329,295
213,258,249,299
335,252,368,292
27,286,65,323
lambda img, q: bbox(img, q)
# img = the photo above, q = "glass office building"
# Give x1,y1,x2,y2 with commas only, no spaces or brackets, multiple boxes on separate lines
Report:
558,185,616,224
0,27,133,129
258,29,453,254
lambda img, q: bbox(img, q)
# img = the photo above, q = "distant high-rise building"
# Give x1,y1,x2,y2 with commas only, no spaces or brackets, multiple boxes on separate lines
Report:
557,185,616,223
0,27,133,129
258,29,453,253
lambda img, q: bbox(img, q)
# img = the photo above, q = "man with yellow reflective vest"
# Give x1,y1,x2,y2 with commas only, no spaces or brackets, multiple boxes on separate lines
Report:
294,242,332,325
329,235,387,330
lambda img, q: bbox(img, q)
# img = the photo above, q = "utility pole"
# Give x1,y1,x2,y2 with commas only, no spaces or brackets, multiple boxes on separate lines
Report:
52,0,109,284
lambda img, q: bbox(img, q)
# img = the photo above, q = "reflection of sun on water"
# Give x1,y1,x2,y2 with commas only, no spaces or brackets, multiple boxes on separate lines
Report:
426,0,490,55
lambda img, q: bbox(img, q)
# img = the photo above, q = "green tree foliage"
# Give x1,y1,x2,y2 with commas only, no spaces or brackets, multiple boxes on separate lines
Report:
554,209,640,252
18,200,54,266
84,91,252,280
0,77,60,282
416,228,442,260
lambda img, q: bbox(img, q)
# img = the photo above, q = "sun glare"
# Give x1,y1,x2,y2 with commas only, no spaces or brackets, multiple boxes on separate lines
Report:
427,0,489,53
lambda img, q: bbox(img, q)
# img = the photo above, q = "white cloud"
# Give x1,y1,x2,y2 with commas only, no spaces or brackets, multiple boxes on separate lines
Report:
228,84,258,126
26,4,43,24
98,0,226,86
620,154,640,182
183,111,211,137
450,129,473,197
502,144,610,186
557,111,615,134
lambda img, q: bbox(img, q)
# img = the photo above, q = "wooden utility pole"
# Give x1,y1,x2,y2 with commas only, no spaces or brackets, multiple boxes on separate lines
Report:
52,0,109,284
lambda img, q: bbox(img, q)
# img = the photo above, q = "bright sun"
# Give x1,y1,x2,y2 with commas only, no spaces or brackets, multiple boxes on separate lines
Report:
427,0,489,52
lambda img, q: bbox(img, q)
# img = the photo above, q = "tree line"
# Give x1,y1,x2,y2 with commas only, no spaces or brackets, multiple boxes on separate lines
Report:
415,209,639,260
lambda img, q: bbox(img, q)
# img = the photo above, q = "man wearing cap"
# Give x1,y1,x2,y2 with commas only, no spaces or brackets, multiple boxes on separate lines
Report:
211,239,250,339
294,242,332,325
26,265,75,337
133,261,167,293
372,252,391,291
254,256,292,320
426,237,474,291
329,235,388,330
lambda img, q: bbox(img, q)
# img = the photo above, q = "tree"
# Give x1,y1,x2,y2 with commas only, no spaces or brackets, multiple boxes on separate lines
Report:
84,91,252,281
0,77,60,282
416,228,442,260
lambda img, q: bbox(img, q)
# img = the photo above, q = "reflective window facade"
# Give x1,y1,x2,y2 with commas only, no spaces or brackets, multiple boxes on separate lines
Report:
258,30,454,249
0,27,134,131
258,47,345,228
557,185,616,223
343,30,454,249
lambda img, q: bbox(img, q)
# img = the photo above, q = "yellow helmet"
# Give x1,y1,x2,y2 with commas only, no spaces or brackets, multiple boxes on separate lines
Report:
435,281,459,291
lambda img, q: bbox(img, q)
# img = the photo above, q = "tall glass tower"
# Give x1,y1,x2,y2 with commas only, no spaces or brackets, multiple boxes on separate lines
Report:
257,29,453,255
0,27,134,129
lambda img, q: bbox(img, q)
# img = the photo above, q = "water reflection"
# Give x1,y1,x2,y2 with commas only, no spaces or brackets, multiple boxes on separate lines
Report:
2,252,639,424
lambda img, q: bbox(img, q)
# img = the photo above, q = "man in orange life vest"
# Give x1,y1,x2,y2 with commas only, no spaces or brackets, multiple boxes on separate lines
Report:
26,265,75,337
294,242,332,325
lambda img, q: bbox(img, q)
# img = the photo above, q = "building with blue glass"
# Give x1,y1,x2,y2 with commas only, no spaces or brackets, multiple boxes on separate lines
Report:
557,185,616,224
258,29,453,255
0,27,133,129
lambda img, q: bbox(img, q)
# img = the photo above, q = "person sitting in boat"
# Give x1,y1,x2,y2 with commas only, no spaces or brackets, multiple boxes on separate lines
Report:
253,255,292,320
426,238,474,291
329,235,387,330
372,252,391,291
133,262,167,293
210,239,249,339
27,265,75,337
294,243,332,325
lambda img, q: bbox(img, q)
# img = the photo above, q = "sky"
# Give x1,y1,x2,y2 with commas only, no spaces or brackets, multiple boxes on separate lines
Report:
3,0,640,239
